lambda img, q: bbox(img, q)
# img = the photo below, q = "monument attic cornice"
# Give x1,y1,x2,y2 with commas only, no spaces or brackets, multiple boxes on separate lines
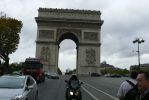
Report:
37,8,103,23
38,8,101,15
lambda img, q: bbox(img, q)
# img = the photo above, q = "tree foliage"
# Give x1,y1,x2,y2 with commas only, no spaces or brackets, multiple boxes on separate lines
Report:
100,68,129,75
9,62,22,72
0,13,23,72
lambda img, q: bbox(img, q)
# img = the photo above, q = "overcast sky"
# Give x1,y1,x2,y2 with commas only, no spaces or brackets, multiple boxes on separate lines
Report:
0,0,149,72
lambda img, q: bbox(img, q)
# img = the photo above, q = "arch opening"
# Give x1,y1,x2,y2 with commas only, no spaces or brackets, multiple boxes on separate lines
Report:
58,32,78,74
58,32,79,46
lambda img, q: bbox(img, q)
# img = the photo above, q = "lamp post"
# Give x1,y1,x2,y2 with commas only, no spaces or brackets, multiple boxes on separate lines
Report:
132,38,145,70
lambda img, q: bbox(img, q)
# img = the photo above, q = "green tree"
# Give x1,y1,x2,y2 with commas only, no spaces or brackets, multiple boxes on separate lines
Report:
0,12,23,73
9,62,22,72
100,69,107,75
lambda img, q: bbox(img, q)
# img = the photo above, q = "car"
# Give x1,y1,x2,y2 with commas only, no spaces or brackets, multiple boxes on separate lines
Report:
90,73,101,77
0,75,38,100
47,72,59,79
110,74,121,78
12,71,21,75
104,74,111,77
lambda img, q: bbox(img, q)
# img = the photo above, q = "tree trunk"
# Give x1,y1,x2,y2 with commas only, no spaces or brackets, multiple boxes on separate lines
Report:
5,55,10,74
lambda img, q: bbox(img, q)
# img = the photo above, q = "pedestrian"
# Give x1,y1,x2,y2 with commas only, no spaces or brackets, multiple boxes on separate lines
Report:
136,71,149,100
117,71,139,100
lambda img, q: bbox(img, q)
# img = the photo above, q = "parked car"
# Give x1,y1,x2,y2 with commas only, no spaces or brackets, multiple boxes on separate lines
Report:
0,75,38,100
104,74,111,77
110,74,121,78
90,73,101,77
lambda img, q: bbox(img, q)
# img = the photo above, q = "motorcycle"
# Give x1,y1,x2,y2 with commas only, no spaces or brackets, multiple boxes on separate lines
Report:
65,80,83,100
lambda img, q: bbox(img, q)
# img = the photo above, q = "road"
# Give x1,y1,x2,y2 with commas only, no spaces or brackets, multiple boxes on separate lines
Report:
38,75,129,100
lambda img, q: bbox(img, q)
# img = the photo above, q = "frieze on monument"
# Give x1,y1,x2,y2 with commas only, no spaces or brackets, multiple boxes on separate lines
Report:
37,22,101,29
56,29,81,40
84,32,99,41
39,30,54,39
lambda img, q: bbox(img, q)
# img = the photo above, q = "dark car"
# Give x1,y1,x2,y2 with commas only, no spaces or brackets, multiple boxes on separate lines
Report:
48,73,59,79
110,74,121,78
90,73,101,77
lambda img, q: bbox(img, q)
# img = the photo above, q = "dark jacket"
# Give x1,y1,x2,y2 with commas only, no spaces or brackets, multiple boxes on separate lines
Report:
138,89,149,100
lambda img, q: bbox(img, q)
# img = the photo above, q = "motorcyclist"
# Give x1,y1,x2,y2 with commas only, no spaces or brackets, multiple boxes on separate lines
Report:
68,74,80,88
65,74,82,100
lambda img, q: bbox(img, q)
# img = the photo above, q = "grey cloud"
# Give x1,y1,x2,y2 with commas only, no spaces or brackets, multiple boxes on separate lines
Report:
101,0,149,60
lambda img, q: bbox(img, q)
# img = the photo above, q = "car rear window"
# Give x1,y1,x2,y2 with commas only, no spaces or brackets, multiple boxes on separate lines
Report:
23,62,42,69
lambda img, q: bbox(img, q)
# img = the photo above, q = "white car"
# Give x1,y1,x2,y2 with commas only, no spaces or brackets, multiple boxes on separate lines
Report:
0,75,38,100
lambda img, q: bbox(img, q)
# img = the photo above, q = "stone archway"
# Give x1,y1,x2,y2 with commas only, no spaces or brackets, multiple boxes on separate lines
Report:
57,32,78,74
35,8,103,75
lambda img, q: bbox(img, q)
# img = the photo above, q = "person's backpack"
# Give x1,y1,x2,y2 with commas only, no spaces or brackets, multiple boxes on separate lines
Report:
125,80,139,100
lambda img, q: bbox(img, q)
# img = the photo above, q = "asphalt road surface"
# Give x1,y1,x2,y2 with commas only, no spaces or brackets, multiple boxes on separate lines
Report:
38,75,129,100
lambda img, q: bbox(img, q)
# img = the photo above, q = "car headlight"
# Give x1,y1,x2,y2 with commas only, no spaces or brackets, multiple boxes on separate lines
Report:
70,91,73,95
11,94,23,100
75,91,79,96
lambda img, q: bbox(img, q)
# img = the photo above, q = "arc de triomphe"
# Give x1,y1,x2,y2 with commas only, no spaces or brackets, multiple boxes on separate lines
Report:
35,8,103,75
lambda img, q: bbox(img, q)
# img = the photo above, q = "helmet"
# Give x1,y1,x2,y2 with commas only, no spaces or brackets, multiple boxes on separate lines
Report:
70,74,78,80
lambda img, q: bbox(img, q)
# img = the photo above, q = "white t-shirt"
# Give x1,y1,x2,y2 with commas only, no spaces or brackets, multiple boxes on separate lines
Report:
117,79,137,98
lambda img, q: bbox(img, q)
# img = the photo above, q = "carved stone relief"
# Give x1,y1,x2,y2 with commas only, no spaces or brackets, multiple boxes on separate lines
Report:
56,29,81,40
39,30,54,39
40,47,50,61
84,32,98,41
85,48,96,65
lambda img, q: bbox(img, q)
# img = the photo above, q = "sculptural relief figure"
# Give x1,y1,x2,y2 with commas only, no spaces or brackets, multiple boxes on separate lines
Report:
84,32,98,41
39,30,54,39
85,48,96,65
40,47,50,61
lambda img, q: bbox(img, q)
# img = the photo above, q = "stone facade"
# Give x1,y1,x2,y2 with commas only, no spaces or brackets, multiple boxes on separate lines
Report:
35,8,103,75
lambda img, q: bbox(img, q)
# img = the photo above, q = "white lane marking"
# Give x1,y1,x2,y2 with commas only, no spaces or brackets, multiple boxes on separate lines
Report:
82,86,99,100
81,80,118,100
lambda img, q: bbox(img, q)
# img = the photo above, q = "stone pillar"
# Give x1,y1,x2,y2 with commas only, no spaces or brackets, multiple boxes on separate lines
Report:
77,44,100,75
36,43,58,73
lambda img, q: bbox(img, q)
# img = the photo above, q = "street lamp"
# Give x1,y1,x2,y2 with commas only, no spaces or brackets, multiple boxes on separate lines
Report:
132,38,145,70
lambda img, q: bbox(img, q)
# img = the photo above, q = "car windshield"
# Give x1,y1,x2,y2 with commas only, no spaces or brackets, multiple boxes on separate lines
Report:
0,76,25,89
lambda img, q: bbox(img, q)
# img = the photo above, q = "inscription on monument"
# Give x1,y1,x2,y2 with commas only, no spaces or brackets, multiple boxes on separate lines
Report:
40,47,50,61
85,48,96,65
84,32,98,41
39,30,54,39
